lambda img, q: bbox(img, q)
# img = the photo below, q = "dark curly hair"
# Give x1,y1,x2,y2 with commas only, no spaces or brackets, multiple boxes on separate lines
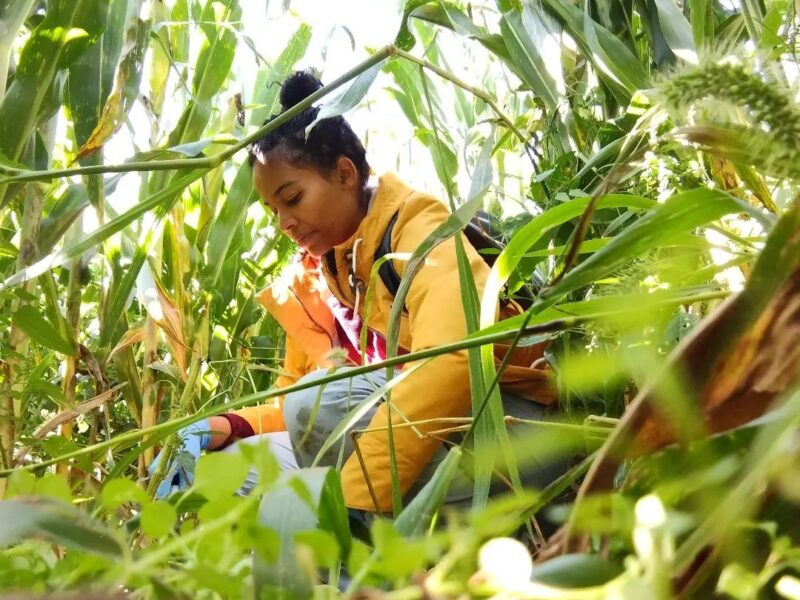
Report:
248,70,370,187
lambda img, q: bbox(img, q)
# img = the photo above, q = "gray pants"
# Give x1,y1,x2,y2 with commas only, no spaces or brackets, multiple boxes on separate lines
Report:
224,367,570,504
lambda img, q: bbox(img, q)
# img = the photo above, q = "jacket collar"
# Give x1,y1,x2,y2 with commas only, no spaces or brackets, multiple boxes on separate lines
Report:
258,173,415,339
323,173,415,305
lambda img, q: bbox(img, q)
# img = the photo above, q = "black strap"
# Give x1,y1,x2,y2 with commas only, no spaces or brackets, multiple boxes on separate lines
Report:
375,211,401,297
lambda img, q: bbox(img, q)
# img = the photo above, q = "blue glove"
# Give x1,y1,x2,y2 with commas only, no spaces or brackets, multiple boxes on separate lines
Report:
148,419,212,499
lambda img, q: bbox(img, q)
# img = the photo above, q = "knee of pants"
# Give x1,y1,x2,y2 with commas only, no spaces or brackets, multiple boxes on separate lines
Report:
282,370,332,443
283,370,326,431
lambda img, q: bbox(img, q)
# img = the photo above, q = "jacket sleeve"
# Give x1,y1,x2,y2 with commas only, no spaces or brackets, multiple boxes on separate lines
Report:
340,193,491,511
230,334,311,435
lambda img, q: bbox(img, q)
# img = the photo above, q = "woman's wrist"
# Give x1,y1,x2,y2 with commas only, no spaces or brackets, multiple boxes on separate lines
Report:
208,414,256,450
207,416,232,450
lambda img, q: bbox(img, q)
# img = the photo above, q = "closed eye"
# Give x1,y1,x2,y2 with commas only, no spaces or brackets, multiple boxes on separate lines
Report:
286,194,301,207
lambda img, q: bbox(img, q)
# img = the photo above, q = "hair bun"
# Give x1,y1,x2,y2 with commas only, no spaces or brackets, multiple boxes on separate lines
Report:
280,70,323,111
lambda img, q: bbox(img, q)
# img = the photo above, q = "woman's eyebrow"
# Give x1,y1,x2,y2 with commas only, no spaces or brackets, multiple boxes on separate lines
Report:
273,180,296,197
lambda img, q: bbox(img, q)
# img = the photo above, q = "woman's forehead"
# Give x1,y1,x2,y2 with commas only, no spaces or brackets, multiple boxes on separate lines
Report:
253,159,325,199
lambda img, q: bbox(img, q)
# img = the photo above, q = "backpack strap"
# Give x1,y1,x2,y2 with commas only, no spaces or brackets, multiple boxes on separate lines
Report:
375,210,401,298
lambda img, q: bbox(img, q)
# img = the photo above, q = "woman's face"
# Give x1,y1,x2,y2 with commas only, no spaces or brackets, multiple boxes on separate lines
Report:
252,156,365,257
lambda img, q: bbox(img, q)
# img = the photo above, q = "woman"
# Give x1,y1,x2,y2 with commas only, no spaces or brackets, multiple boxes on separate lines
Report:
150,71,556,513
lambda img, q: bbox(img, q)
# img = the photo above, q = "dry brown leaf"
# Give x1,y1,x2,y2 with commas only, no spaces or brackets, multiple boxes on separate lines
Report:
154,285,188,376
108,327,146,360
33,384,126,439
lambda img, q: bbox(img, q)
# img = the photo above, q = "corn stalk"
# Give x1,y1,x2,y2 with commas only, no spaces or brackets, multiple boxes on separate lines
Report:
0,183,41,497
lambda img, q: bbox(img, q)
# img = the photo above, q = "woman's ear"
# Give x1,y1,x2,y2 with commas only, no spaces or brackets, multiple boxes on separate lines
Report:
335,156,358,189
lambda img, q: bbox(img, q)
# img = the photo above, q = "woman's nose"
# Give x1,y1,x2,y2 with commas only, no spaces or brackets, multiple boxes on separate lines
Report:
277,210,297,233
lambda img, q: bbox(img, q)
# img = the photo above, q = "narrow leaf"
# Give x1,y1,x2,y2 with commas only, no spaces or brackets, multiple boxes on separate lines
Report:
306,61,385,135
0,497,122,557
0,169,203,291
542,189,749,303
394,447,463,536
499,7,562,113
12,305,77,355
651,0,697,62
75,16,151,160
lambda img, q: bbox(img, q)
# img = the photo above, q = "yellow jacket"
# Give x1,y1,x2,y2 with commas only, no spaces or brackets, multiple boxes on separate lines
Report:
233,173,554,511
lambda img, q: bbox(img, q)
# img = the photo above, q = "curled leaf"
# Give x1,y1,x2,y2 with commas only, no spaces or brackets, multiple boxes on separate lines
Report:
75,17,151,161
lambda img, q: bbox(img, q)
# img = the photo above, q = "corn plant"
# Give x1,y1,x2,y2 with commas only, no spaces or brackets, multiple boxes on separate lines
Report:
0,0,799,598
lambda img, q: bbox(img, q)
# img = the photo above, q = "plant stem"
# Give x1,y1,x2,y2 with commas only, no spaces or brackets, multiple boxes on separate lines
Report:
57,252,82,480
0,183,42,495
139,317,159,477
1,316,588,477
0,285,727,477
122,493,258,578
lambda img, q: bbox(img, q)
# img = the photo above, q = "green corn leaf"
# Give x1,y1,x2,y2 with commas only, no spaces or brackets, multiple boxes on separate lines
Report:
255,468,350,599
248,24,312,127
456,131,504,508
395,0,436,50
38,185,91,250
164,0,240,149
0,1,37,101
541,0,649,99
204,24,310,286
311,362,428,468
306,60,385,135
415,128,458,192
387,58,458,194
686,0,710,47
0,169,204,291
37,175,122,250
98,244,148,353
410,3,522,80
0,0,111,163
194,0,240,101
480,194,656,332
170,0,190,63
12,305,77,356
0,497,123,557
639,0,677,67
393,447,463,536
204,164,257,287
147,1,171,120
39,270,79,358
74,14,151,161
540,189,750,305
739,0,766,43
499,5,563,114
476,287,729,339
650,0,696,62
66,0,128,154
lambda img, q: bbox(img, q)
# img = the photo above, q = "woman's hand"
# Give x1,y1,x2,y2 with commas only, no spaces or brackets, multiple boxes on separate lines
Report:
148,417,231,499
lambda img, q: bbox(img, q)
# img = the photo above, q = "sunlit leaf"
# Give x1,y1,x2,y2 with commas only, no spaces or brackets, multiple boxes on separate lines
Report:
194,452,250,500
0,169,203,290
100,478,148,511
141,501,178,538
0,497,122,557
0,0,110,163
306,60,384,135
12,305,76,355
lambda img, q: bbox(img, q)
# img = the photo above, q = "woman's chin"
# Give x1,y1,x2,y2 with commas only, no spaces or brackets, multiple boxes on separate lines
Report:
303,242,330,258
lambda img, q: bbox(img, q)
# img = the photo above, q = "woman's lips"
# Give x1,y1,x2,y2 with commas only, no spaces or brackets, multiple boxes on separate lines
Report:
295,232,314,246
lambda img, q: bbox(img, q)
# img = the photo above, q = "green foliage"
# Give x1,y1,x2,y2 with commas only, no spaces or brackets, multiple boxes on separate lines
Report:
0,0,799,597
